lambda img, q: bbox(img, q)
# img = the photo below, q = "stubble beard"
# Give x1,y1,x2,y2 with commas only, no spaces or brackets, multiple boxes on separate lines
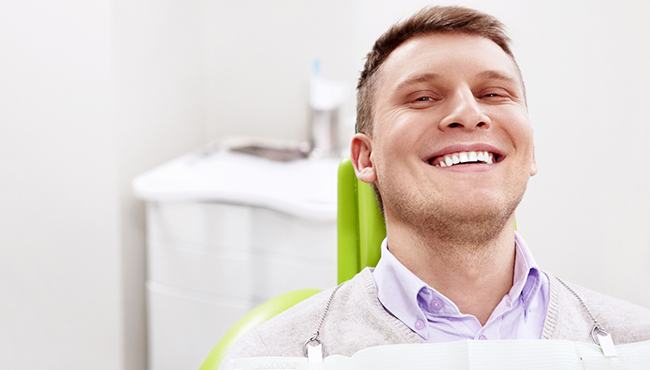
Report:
381,180,526,255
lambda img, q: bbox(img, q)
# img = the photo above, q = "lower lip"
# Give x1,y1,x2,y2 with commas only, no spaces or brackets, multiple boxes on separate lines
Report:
431,162,497,172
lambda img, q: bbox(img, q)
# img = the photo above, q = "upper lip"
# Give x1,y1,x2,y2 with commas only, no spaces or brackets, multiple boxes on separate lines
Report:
424,143,505,162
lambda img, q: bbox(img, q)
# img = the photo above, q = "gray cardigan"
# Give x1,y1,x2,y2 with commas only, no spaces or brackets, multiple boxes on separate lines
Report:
222,268,650,367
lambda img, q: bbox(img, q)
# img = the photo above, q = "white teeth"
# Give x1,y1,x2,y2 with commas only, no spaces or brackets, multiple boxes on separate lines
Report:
434,150,498,167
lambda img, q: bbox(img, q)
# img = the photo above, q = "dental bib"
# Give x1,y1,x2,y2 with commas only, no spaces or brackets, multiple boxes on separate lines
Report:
224,339,650,370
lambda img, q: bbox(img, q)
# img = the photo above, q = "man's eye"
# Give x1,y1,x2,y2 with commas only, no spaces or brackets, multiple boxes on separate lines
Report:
407,91,440,106
480,90,510,99
414,96,435,102
481,92,504,98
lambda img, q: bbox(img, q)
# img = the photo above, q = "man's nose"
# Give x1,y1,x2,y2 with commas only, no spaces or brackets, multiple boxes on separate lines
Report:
438,89,491,131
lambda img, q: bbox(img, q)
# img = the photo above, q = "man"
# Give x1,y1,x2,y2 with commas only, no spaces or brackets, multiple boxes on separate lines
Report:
223,5,650,364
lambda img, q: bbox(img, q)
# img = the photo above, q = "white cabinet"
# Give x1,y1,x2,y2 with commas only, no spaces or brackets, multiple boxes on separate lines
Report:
134,151,338,370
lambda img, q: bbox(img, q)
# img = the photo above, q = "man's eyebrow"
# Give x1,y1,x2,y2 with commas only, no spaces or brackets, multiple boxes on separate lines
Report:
476,70,518,84
393,73,443,92
392,70,518,93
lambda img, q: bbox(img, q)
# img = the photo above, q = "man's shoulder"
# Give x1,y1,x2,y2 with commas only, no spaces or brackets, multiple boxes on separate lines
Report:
227,286,337,358
222,285,341,362
221,268,396,364
549,274,650,344
575,282,650,343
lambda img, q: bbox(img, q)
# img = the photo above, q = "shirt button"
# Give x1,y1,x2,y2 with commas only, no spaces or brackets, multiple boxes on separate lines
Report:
478,334,487,340
429,297,444,312
415,319,425,330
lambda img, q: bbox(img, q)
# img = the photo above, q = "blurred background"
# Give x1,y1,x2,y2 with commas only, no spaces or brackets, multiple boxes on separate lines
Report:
1,0,649,369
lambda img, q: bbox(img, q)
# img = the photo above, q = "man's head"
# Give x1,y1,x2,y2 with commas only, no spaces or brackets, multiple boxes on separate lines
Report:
351,6,537,245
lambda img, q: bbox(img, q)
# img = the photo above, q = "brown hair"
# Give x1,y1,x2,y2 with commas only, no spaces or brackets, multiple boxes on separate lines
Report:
356,5,519,135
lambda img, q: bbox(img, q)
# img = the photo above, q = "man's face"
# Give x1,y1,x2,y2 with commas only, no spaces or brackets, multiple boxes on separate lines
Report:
353,33,536,239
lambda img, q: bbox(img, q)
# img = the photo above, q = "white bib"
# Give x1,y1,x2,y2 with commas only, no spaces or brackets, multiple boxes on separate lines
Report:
225,339,650,370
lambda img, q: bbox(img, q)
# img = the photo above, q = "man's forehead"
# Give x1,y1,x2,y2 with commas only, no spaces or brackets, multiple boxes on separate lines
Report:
377,33,521,89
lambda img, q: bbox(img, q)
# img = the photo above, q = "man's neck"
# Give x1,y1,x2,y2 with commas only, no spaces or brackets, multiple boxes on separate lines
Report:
385,216,517,326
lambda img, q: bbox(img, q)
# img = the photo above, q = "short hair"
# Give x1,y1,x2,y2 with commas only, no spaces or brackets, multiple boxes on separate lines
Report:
356,5,519,136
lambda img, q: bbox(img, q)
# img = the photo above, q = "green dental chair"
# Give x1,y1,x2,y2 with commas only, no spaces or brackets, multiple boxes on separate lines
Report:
199,160,386,370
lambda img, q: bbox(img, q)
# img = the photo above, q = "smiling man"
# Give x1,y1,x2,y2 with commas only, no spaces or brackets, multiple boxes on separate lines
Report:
222,5,650,365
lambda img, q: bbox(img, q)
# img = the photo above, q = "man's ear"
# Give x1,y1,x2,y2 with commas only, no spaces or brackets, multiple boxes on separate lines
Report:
350,133,376,184
530,145,537,176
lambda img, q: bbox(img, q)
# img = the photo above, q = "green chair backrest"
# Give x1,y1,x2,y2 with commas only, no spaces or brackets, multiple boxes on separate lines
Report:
337,159,386,283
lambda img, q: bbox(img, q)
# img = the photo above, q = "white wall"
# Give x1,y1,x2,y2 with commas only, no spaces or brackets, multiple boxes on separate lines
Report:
0,1,121,369
0,1,207,369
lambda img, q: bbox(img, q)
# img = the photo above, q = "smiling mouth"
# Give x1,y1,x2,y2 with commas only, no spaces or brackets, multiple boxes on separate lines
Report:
427,151,505,168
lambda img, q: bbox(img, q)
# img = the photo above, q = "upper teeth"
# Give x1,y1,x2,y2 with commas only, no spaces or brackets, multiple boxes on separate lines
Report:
434,151,494,167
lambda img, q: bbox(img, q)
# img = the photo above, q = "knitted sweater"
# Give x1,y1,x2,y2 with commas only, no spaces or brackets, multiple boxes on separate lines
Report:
222,268,650,367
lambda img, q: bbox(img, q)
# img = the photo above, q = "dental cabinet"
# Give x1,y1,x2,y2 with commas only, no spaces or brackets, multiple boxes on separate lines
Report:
133,149,338,370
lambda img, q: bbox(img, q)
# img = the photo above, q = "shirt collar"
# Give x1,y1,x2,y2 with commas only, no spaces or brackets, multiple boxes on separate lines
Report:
373,232,542,335
508,232,542,309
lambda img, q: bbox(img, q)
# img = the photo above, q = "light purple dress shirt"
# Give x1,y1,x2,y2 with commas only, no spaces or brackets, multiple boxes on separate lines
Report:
372,232,550,341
